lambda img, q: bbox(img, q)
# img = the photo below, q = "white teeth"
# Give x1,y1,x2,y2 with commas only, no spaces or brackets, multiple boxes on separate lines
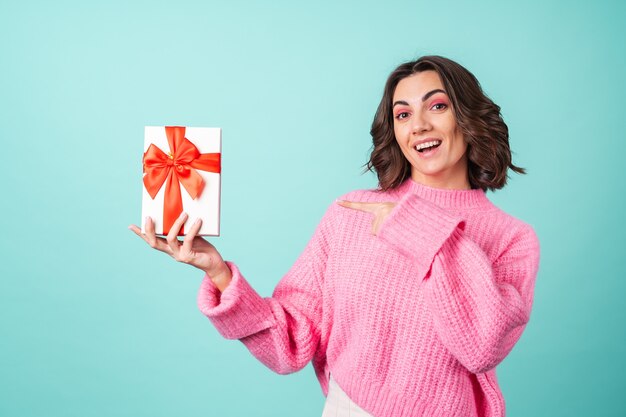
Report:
415,140,442,151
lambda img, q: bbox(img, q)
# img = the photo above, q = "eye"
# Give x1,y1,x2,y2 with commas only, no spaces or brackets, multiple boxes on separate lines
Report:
431,102,448,111
395,111,410,120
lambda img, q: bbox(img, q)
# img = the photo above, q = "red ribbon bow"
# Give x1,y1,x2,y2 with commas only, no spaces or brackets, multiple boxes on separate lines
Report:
143,126,221,235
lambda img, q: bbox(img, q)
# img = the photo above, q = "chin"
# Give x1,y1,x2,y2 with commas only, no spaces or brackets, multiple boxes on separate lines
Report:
412,164,446,178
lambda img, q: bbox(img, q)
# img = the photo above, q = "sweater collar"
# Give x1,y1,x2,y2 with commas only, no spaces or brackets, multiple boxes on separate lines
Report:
396,178,492,209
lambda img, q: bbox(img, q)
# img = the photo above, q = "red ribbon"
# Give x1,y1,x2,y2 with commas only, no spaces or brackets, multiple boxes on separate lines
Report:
143,126,221,235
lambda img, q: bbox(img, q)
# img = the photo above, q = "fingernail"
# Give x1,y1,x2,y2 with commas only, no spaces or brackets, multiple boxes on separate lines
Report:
179,212,187,219
194,218,202,225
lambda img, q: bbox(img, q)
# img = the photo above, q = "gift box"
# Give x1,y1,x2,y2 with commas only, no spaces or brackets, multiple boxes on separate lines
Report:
141,126,221,236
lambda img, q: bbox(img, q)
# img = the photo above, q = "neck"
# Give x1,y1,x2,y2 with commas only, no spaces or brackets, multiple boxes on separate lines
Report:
410,172,471,190
409,156,471,190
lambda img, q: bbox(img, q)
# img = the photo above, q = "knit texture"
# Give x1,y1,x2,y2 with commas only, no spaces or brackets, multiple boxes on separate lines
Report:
198,178,540,417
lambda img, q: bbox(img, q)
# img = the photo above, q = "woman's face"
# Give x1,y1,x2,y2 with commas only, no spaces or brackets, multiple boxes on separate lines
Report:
392,70,470,189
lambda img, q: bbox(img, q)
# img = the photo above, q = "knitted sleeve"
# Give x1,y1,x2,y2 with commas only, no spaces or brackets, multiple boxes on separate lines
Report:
197,202,338,374
378,193,540,374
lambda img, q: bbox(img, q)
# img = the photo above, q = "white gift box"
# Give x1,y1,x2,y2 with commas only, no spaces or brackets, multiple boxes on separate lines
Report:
141,126,221,236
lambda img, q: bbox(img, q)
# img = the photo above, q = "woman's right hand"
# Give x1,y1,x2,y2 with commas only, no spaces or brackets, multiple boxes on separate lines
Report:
128,212,232,292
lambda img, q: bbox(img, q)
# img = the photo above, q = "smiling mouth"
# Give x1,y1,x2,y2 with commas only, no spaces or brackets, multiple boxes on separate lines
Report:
415,140,442,153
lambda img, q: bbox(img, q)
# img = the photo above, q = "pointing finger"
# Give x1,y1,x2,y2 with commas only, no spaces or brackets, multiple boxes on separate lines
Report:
129,224,151,245
336,200,378,213
128,224,142,236
144,217,159,247
130,223,172,254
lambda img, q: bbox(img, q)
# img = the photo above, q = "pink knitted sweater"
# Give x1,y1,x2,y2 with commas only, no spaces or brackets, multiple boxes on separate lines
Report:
198,178,540,417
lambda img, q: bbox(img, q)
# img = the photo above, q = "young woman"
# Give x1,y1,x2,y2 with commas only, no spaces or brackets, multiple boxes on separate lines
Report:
130,55,540,417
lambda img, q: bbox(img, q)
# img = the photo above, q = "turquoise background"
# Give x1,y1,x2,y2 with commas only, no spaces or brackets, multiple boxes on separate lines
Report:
1,0,625,416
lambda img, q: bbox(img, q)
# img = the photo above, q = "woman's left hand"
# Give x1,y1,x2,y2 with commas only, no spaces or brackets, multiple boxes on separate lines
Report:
337,200,397,235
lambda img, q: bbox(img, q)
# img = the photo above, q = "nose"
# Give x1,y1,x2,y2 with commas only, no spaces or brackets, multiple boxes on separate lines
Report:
410,111,431,135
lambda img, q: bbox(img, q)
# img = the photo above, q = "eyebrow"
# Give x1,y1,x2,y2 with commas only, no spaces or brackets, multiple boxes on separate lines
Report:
392,89,447,108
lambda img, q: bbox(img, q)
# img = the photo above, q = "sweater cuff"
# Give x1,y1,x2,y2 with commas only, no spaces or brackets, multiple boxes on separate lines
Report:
197,261,275,340
378,193,465,274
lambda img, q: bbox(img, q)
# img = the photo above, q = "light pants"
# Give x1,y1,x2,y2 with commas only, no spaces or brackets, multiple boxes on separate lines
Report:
321,375,374,417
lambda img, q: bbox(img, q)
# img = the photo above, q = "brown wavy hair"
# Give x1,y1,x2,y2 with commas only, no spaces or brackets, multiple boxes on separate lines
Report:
366,55,525,191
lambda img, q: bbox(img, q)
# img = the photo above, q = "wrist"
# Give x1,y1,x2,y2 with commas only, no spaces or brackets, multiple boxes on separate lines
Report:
205,262,232,292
